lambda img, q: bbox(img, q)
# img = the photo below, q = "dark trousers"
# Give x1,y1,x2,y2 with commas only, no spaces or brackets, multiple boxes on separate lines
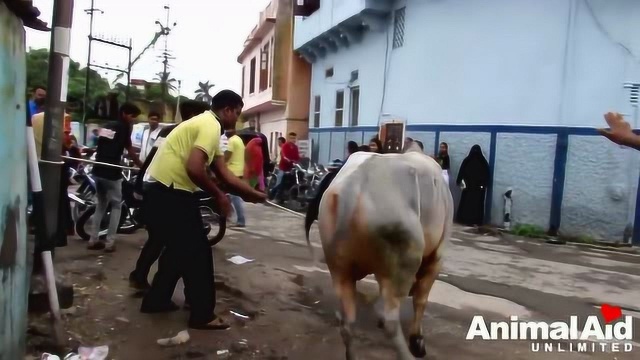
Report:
140,183,214,325
130,196,164,284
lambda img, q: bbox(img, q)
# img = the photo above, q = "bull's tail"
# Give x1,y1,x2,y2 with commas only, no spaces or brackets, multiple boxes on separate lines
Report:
304,205,317,261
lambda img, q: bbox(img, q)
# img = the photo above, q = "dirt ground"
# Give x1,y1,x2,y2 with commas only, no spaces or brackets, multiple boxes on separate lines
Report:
25,204,639,360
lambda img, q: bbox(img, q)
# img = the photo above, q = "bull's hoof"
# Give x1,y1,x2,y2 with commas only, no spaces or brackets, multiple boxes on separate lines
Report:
377,319,384,329
409,334,426,358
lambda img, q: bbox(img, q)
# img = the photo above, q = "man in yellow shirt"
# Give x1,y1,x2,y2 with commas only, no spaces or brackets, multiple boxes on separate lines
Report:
140,90,266,330
31,111,72,160
222,129,247,227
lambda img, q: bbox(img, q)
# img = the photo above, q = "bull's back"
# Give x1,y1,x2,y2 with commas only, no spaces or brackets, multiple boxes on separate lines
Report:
317,153,450,286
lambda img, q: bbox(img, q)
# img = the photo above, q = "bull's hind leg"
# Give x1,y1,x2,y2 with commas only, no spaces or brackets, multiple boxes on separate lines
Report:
334,277,357,360
379,280,414,360
408,253,442,358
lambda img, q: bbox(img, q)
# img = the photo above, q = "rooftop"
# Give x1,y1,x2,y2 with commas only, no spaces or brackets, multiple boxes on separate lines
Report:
237,1,278,63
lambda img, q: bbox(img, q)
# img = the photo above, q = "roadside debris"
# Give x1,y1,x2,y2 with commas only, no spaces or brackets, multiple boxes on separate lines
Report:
231,339,249,353
227,255,254,265
157,330,190,347
229,310,250,319
77,345,109,360
40,354,59,360
216,349,230,358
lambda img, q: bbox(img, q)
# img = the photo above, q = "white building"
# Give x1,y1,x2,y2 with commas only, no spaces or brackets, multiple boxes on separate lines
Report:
294,0,640,243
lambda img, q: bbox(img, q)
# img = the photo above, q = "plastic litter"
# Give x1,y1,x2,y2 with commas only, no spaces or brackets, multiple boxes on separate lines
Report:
230,310,250,319
77,346,109,360
227,255,254,265
157,330,190,347
216,349,230,356
40,354,60,360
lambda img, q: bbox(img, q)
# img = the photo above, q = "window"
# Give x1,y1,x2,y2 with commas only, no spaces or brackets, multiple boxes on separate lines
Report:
325,67,334,78
313,96,321,128
335,90,344,127
241,66,246,97
269,37,275,88
249,57,256,94
260,43,270,92
393,7,406,49
350,87,360,127
294,0,320,17
270,132,275,157
350,70,359,83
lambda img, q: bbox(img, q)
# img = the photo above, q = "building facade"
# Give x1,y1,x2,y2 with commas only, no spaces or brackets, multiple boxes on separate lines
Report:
294,0,640,242
239,0,312,159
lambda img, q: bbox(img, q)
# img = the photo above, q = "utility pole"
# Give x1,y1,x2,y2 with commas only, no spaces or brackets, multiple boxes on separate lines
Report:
40,0,75,347
162,4,170,104
82,0,103,138
156,3,177,115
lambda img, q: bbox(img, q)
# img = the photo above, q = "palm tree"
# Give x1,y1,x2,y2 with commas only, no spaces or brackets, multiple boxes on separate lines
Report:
194,81,215,103
154,71,178,97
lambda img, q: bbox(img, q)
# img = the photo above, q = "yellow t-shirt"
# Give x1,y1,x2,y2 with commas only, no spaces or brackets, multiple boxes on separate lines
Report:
148,111,222,192
225,134,245,177
31,112,71,159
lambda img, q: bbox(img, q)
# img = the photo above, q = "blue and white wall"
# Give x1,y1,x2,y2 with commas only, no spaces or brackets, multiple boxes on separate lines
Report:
0,3,29,358
298,0,640,242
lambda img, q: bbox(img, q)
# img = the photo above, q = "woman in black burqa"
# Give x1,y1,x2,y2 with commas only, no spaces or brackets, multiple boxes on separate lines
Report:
456,144,490,226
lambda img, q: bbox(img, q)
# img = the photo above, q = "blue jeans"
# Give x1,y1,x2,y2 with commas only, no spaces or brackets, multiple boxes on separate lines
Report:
228,194,245,226
270,170,286,200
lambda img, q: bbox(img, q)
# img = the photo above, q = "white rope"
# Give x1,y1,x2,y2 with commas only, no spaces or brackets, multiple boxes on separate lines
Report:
264,200,306,219
60,155,138,171
38,159,65,165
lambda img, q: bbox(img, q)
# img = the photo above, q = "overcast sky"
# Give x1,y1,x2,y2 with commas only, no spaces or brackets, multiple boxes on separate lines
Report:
26,0,270,98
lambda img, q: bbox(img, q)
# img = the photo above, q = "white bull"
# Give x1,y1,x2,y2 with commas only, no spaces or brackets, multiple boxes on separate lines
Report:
311,144,453,359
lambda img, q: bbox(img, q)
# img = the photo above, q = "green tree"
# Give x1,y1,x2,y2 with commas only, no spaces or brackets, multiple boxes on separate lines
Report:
26,48,111,120
27,48,186,120
194,81,214,103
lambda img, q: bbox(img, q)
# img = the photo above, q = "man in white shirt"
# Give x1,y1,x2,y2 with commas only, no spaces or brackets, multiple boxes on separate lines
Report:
139,111,162,162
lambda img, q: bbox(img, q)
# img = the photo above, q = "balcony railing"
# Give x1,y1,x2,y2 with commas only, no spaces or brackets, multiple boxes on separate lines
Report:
294,0,394,63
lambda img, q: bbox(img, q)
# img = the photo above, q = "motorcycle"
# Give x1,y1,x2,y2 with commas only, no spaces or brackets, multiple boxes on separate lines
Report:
268,159,326,210
74,173,227,245
74,172,143,241
69,161,97,222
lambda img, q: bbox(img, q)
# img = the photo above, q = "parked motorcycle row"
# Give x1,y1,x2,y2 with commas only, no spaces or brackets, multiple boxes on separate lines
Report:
266,158,328,211
66,151,226,246
49,148,326,245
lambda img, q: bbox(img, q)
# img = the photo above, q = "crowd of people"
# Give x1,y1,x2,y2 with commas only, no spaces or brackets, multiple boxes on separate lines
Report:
340,135,492,227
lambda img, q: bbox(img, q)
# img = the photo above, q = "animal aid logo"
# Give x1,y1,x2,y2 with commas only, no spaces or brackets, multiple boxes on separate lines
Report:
466,304,634,353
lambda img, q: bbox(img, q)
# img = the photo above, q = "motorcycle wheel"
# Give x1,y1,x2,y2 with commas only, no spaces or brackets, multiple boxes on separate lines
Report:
75,205,140,241
200,205,227,246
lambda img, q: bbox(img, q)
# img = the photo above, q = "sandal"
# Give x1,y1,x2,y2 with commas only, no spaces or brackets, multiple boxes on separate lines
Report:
189,316,230,330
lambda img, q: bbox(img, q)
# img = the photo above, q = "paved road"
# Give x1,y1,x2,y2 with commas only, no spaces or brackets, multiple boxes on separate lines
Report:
27,203,640,359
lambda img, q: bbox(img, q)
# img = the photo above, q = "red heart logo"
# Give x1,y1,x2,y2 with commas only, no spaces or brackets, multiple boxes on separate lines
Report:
600,304,622,323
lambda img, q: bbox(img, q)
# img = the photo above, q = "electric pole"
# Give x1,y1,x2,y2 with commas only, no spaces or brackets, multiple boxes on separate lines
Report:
82,0,103,134
155,4,177,115
40,0,75,347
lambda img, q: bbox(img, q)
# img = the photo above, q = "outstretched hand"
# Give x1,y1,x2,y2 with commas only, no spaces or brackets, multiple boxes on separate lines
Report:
247,189,267,204
598,112,635,146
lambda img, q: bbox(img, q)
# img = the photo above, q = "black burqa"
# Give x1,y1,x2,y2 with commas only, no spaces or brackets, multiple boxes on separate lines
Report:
456,145,490,226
